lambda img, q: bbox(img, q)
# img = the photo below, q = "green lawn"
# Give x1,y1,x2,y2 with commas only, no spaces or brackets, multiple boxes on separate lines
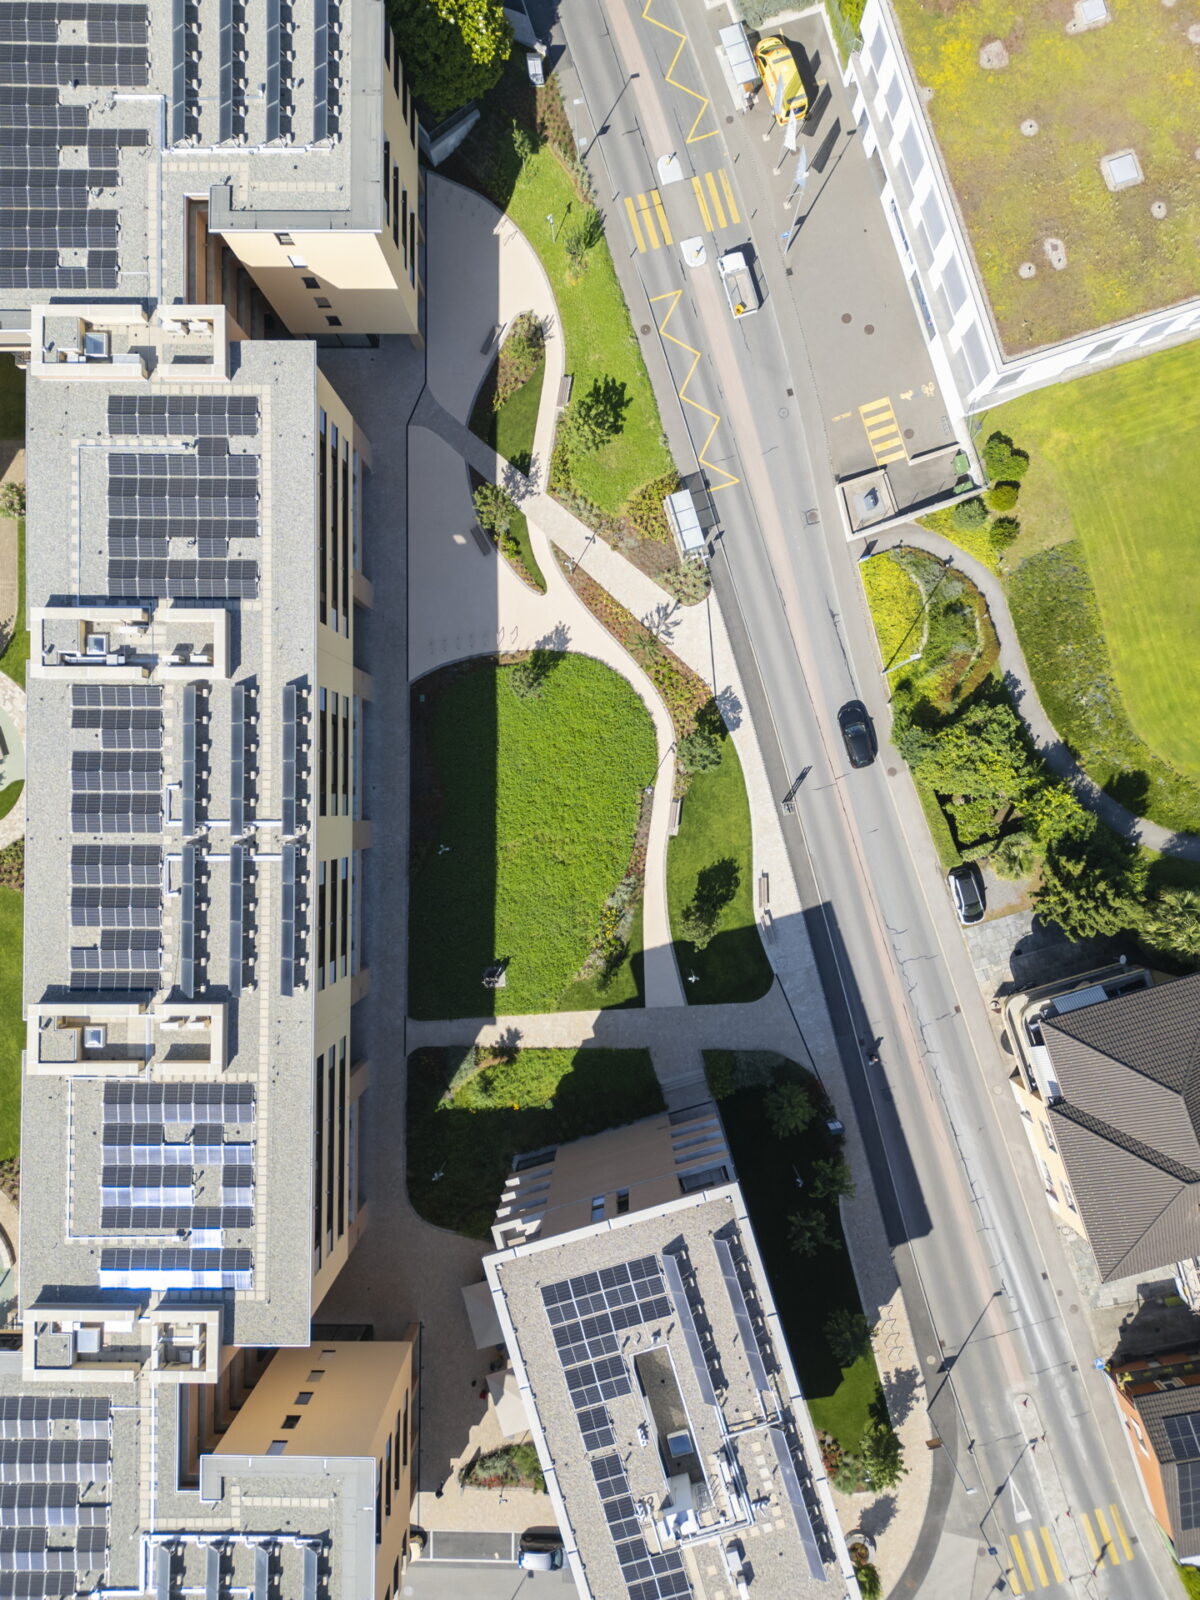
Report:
667,738,772,1005
0,519,27,687
447,65,672,514
407,1045,663,1237
0,358,23,438
409,655,657,1018
470,352,545,477
986,342,1200,827
894,0,1200,351
705,1051,880,1451
0,885,22,1161
0,782,22,823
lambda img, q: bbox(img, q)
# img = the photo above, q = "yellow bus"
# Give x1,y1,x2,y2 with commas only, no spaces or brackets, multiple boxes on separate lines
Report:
754,36,808,124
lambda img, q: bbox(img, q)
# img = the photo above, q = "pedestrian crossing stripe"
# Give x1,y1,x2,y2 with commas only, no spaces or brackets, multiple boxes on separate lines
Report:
625,194,646,253
859,396,907,466
1005,1525,1065,1592
1110,1503,1134,1561
690,170,740,234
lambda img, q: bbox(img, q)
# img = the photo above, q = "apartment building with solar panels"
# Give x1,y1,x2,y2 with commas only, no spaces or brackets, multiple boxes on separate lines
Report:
0,0,423,342
485,1187,858,1600
0,297,423,1598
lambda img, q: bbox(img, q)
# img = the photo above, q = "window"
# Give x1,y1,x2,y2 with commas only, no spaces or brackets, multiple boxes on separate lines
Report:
295,1392,313,1405
275,232,294,245
282,1414,301,1430
315,297,332,309
267,1440,287,1456
383,139,391,222
302,276,319,289
326,315,342,327
1063,1183,1077,1214
307,1370,325,1382
616,1188,630,1215
590,1195,605,1222
287,253,308,269
1041,1121,1057,1153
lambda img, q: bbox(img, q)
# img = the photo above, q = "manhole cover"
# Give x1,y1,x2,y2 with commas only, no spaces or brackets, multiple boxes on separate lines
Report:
778,407,789,418
904,428,914,439
726,115,734,124
864,323,875,335
1069,1304,1079,1315
1151,199,1168,218
805,508,820,525
887,766,897,777
841,313,852,323
1018,261,1036,279
640,324,650,335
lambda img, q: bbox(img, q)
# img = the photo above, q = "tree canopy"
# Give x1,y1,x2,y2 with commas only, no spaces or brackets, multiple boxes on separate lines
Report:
389,0,512,122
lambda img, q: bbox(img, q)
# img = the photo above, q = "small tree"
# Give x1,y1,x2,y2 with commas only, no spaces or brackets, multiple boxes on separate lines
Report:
388,0,512,121
824,1308,871,1368
764,1082,815,1138
679,901,717,950
1143,888,1200,963
810,1156,855,1203
563,207,604,275
787,1208,840,1258
856,1563,883,1600
989,516,1020,552
473,481,515,536
676,728,722,774
982,431,1029,482
951,496,988,532
859,1418,907,1490
512,122,536,167
986,482,1019,513
990,830,1037,880
0,482,25,518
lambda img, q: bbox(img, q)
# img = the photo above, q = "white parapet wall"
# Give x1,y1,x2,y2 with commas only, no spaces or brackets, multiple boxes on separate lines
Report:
843,0,1200,414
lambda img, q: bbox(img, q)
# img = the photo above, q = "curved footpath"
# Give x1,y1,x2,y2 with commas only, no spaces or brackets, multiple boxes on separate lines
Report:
875,525,1200,861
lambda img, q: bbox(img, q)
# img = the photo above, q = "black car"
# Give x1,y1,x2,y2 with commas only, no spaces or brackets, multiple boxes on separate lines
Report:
838,700,876,769
949,862,986,925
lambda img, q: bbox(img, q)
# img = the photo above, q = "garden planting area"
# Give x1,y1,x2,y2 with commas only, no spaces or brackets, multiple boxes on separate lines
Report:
893,0,1200,351
408,655,657,1019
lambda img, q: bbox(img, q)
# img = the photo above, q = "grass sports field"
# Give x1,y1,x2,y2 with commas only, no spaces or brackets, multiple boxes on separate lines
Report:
988,341,1200,792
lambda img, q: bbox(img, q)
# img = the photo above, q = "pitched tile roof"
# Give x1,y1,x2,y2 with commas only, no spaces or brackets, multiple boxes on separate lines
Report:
1044,972,1200,1282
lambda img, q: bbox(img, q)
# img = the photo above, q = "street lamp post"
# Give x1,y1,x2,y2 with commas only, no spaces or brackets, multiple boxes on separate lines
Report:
546,212,557,244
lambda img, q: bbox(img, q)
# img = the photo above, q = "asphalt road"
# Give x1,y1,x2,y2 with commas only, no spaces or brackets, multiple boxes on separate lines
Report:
546,3,1178,1597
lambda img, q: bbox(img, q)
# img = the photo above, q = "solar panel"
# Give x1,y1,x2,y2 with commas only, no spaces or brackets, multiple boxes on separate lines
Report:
229,842,244,995
713,1236,771,1396
1181,1459,1200,1531
182,683,197,836
1164,1413,1200,1462
282,682,297,837
313,0,329,140
661,1252,719,1409
768,1426,825,1582
230,681,245,836
180,841,195,998
281,842,295,995
265,0,282,140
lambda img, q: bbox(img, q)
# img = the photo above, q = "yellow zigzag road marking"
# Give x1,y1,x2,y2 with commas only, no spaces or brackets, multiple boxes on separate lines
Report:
651,289,740,493
642,0,717,144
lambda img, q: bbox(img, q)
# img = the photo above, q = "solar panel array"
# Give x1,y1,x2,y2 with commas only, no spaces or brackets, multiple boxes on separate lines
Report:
1180,1458,1200,1531
69,689,162,990
713,1237,771,1396
661,1252,719,1410
1165,1413,1200,1462
590,1453,692,1600
767,1426,826,1582
70,845,161,935
107,395,260,438
0,1396,111,1595
0,6,150,291
312,0,341,142
103,396,261,599
98,1245,251,1290
541,1255,678,1539
99,1082,255,1287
